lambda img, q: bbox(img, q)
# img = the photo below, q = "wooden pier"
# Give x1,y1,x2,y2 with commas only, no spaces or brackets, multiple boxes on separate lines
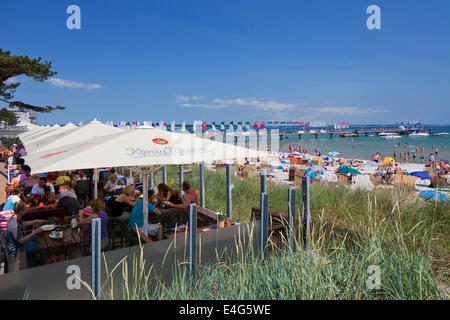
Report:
278,128,430,140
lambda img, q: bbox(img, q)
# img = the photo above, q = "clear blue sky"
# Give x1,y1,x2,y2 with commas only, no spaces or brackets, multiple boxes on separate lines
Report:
1,0,449,125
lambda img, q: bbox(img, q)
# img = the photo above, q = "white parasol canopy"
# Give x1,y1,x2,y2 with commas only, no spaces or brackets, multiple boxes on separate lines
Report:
18,126,60,144
23,123,79,153
24,120,123,154
16,122,41,131
24,126,268,174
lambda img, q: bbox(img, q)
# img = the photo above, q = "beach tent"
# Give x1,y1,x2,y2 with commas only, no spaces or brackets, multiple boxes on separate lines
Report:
23,120,123,154
382,157,396,165
24,126,269,235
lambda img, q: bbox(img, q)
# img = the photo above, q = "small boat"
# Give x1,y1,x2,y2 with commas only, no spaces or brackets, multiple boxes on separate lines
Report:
340,133,357,137
409,132,430,137
433,132,449,136
379,132,397,136
319,129,327,133
381,135,402,139
297,130,305,134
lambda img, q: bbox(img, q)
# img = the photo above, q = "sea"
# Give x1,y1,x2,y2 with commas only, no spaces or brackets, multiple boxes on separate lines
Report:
275,125,450,162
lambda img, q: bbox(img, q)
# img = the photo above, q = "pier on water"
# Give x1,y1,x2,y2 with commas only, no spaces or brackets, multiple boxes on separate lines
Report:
278,128,431,140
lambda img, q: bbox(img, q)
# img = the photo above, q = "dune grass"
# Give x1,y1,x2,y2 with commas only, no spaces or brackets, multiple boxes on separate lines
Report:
105,164,449,299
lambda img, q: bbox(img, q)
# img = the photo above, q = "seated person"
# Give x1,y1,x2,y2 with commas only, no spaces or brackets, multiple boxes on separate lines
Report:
166,181,198,224
55,183,81,217
3,188,24,211
109,185,137,219
18,165,34,188
6,202,47,270
75,170,88,180
46,171,59,182
29,176,56,201
55,174,72,188
104,173,119,194
79,199,109,250
133,175,143,194
155,183,182,209
128,190,162,243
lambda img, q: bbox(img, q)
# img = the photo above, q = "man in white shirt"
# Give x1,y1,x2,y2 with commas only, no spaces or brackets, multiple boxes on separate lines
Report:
30,177,55,199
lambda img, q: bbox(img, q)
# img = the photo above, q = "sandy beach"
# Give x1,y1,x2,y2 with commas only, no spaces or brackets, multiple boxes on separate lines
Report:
260,152,448,194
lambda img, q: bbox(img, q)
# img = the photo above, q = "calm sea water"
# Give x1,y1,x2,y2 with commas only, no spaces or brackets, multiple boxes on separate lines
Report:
277,125,450,162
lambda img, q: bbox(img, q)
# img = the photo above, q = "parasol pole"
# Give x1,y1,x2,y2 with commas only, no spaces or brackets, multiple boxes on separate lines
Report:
142,170,149,236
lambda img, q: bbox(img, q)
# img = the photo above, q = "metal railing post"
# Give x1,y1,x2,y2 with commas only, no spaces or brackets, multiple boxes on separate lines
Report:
302,176,310,251
260,169,267,194
199,162,205,208
91,218,101,300
188,204,198,282
226,164,232,220
260,193,268,259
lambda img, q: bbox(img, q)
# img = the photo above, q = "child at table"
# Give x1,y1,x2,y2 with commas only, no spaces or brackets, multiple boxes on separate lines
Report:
79,199,109,250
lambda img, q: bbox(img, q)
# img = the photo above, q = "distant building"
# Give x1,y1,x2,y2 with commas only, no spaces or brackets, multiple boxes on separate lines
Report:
9,108,38,124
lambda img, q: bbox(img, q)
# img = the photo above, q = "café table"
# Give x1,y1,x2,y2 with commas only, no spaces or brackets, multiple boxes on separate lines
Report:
24,205,67,221
36,225,91,265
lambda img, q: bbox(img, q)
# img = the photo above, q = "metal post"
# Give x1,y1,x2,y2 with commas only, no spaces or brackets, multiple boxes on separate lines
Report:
91,218,101,300
179,165,184,195
199,162,205,208
288,188,296,252
226,164,232,220
302,176,310,250
162,165,167,184
142,173,149,236
188,204,198,281
260,193,268,259
149,173,154,189
260,169,267,194
93,169,99,200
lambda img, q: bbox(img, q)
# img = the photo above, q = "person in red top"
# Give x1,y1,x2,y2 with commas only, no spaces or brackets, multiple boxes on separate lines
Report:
167,181,198,223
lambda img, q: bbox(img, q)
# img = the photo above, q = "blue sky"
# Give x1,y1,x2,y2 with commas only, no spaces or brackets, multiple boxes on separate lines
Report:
1,0,449,125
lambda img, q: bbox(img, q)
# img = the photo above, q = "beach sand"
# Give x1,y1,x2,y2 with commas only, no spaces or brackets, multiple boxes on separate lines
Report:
262,153,446,194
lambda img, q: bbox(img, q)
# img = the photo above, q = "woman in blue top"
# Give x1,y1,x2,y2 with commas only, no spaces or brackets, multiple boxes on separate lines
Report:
128,191,162,242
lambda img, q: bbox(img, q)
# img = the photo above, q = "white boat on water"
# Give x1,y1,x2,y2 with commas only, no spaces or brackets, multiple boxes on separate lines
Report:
433,132,449,136
381,135,402,139
379,132,397,136
409,132,430,137
297,130,305,134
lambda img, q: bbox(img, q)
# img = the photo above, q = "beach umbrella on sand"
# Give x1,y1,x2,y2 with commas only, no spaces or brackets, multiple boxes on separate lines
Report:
323,156,335,162
382,157,396,165
328,152,339,157
337,167,361,175
409,171,432,180
419,190,447,202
